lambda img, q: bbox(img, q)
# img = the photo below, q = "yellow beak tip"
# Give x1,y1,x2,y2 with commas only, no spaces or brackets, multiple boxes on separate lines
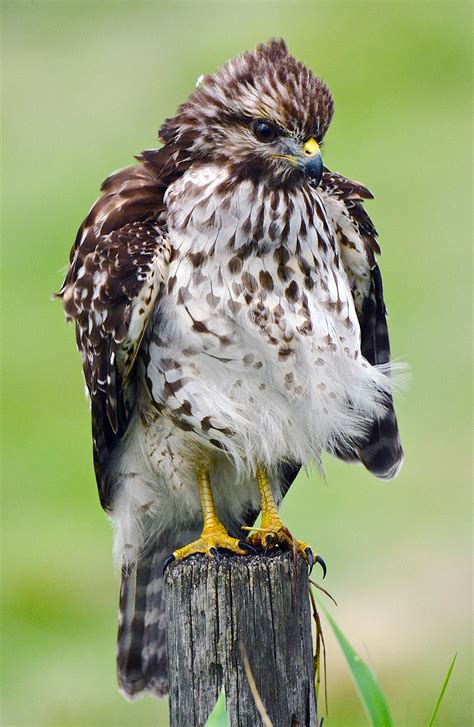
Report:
303,138,320,157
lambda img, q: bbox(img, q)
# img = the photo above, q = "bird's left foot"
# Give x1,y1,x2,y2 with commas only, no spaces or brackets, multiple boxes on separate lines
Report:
242,518,326,577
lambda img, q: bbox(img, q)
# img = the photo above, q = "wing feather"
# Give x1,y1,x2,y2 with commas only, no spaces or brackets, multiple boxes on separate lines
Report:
318,170,404,479
60,163,172,508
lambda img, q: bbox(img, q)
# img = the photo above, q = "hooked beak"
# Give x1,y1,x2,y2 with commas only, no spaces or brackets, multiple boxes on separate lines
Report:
272,137,324,186
298,137,323,186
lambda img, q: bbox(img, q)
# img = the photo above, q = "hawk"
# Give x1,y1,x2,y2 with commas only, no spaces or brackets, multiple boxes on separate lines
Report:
60,39,403,699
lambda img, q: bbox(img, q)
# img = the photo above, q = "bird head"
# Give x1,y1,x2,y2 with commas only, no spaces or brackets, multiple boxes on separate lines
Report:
160,39,334,187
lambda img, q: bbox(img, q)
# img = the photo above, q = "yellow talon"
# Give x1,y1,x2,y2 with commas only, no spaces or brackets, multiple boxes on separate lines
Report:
173,525,247,560
245,520,312,558
245,465,320,569
172,466,248,562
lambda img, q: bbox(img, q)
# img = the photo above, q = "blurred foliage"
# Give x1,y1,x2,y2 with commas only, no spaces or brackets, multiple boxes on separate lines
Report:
322,603,394,727
206,690,227,726
427,653,457,727
1,1,471,726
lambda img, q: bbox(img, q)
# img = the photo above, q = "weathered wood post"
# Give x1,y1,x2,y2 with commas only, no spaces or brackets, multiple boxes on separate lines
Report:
165,551,317,727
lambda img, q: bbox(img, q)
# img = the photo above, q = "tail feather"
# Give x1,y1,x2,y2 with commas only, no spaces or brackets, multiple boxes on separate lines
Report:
117,548,169,699
117,528,199,700
142,548,169,696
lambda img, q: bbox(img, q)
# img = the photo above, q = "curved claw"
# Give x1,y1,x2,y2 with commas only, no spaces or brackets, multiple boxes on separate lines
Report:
238,540,258,554
264,533,274,556
315,554,327,579
209,547,222,562
305,547,315,574
163,555,175,574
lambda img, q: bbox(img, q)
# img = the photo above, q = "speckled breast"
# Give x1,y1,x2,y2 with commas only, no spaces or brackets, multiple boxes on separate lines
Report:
141,163,369,467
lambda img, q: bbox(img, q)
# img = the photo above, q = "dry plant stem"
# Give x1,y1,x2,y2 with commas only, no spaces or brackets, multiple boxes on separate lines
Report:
309,583,328,716
240,644,273,727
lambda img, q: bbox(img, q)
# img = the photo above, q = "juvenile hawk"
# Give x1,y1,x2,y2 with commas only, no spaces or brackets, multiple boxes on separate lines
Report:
61,39,403,698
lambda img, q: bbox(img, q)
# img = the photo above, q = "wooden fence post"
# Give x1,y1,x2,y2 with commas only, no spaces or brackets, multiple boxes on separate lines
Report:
165,551,317,727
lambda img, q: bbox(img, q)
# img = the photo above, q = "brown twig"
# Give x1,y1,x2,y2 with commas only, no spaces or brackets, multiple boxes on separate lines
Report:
309,583,329,716
309,578,338,607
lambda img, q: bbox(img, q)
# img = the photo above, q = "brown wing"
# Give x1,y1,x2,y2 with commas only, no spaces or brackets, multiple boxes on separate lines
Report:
318,170,404,479
60,149,189,509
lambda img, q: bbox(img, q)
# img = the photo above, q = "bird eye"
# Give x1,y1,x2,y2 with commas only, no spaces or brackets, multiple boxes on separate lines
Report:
253,120,277,143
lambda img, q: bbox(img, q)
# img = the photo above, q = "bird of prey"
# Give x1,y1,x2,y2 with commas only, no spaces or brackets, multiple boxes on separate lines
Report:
60,39,403,699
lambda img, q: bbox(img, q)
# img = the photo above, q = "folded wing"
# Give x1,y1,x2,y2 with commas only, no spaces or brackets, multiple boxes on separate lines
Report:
318,171,404,479
60,163,171,508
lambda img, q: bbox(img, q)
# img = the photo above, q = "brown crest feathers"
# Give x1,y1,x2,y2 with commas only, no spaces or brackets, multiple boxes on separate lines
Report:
159,38,334,149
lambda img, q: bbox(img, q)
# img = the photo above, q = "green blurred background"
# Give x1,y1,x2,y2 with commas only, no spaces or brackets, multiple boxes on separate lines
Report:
2,2,471,725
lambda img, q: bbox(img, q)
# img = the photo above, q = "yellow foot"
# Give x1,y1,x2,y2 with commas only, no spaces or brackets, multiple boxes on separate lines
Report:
242,521,326,577
164,526,255,571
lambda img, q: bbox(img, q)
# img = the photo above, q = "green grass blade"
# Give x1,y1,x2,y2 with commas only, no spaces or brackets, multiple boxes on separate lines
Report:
321,604,393,727
427,653,457,727
206,689,228,727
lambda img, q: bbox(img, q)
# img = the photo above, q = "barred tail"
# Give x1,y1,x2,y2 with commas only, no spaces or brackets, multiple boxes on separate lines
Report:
117,547,170,699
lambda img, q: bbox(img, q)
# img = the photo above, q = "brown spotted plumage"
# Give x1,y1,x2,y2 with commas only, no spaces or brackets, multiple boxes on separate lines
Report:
60,39,403,700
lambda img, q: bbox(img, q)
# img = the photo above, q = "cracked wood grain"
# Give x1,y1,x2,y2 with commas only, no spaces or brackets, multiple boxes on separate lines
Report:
165,551,317,727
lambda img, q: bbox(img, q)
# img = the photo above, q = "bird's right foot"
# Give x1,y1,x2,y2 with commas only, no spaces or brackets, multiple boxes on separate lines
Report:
164,522,255,572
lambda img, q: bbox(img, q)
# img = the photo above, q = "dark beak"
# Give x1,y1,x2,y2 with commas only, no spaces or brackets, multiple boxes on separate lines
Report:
299,152,323,186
